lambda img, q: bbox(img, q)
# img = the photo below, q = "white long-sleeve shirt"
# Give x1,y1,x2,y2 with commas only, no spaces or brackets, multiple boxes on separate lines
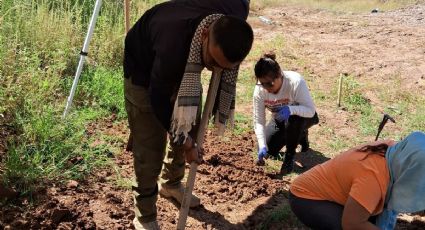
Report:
253,71,316,149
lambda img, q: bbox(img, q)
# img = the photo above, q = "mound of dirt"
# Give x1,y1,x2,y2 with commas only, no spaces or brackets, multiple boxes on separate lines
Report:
1,130,299,229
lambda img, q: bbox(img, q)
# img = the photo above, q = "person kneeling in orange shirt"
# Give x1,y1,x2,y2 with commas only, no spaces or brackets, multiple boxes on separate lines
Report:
289,131,425,230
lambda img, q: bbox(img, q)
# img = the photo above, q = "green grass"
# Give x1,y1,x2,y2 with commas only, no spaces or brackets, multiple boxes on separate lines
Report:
328,136,351,153
359,106,380,136
233,113,252,135
75,67,125,118
235,69,256,105
340,76,368,109
406,104,425,131
4,108,110,193
311,90,332,106
371,74,425,139
339,76,381,136
246,35,287,64
0,0,154,192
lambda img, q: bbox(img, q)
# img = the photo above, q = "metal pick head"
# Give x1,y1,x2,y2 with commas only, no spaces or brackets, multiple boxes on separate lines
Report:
383,113,396,123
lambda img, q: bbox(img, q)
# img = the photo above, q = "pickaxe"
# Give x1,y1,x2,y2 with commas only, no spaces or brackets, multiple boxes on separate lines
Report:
375,113,396,141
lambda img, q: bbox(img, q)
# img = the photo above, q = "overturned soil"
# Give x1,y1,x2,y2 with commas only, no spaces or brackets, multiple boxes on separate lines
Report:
2,119,424,229
0,122,305,229
2,3,425,230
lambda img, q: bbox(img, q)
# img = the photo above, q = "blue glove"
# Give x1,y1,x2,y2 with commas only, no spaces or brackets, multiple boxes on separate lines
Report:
256,147,268,166
275,105,291,123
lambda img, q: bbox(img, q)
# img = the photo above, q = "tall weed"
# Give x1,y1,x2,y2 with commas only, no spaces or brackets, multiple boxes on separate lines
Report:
0,0,154,191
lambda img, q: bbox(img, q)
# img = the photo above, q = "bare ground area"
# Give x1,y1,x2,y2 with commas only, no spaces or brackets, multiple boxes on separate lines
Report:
2,3,425,230
249,3,425,145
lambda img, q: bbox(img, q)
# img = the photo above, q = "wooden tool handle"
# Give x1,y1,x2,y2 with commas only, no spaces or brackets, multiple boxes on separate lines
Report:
177,69,222,230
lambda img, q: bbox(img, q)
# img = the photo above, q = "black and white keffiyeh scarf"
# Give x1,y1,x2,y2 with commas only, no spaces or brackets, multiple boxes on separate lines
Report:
170,14,238,143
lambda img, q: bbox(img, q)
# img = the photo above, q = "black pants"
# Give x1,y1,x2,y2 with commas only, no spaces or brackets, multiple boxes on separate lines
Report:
267,113,319,162
289,192,377,230
289,191,344,230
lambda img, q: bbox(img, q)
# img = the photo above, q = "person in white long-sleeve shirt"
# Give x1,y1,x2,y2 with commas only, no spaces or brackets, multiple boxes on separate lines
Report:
253,53,319,174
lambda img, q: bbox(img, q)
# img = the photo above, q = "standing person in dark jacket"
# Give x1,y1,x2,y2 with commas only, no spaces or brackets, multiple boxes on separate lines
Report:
123,0,253,229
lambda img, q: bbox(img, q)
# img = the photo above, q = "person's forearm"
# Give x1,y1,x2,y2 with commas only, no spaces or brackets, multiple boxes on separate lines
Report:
253,88,267,148
254,123,267,149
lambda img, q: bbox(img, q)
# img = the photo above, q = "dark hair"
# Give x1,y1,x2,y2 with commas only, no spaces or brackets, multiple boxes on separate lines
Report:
254,52,281,79
358,143,389,160
211,16,253,63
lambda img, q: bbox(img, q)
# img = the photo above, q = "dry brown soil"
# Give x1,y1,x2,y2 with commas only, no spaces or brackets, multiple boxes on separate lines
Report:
2,3,425,230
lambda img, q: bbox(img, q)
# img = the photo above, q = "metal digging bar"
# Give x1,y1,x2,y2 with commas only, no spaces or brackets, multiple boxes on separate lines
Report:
375,113,396,141
177,69,222,230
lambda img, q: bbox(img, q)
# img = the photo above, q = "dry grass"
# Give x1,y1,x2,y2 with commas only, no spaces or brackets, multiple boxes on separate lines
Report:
252,0,419,12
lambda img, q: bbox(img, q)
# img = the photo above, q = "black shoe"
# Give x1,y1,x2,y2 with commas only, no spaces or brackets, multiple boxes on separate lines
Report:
280,159,294,175
267,151,281,160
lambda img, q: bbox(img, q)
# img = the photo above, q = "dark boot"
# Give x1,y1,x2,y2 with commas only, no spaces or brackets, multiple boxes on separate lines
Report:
267,150,281,160
280,152,295,175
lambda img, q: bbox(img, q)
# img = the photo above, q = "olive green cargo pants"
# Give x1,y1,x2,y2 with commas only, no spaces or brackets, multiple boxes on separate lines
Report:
124,78,199,223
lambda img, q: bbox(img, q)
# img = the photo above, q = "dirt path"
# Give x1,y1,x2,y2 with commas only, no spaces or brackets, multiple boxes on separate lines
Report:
2,3,425,230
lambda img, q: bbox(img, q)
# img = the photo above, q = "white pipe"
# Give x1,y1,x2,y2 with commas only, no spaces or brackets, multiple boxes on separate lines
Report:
63,0,103,118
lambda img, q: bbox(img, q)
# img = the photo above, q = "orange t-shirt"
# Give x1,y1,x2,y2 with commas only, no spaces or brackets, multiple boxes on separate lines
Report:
290,148,390,215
